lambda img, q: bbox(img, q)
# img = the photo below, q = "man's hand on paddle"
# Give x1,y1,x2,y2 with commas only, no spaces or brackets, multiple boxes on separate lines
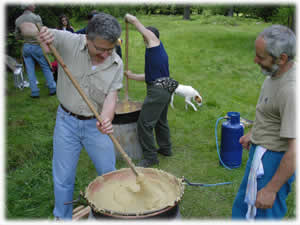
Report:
37,26,54,53
97,119,113,135
38,26,54,44
124,13,137,24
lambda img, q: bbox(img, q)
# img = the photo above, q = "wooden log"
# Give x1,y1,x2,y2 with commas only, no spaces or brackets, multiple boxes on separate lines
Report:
72,206,91,220
72,205,85,214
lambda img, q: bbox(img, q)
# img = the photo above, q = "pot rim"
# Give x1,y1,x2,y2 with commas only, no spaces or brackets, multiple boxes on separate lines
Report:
90,203,179,219
83,168,185,217
114,100,143,115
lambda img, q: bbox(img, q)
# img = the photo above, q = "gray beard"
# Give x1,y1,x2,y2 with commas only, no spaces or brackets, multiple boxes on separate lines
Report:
261,64,279,77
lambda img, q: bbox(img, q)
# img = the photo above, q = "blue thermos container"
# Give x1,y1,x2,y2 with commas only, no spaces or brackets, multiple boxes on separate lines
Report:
220,112,244,168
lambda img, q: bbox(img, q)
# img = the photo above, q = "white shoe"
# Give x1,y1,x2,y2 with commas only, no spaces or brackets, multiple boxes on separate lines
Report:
23,81,30,88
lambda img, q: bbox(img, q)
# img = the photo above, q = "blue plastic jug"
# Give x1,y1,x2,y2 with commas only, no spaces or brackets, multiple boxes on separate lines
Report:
220,112,244,168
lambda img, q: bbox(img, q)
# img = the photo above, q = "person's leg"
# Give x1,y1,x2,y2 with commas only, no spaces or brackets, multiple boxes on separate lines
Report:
32,45,56,94
232,145,256,219
232,146,296,220
82,118,116,175
155,101,172,156
52,106,82,219
22,44,39,97
137,86,170,165
255,151,295,219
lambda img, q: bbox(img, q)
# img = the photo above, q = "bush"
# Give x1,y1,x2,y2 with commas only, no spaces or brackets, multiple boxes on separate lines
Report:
271,6,295,31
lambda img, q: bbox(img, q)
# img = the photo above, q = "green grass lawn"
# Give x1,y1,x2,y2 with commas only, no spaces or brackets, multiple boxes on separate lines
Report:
5,14,295,220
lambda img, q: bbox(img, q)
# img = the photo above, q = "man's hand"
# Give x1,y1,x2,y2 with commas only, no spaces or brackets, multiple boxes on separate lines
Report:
124,70,133,78
38,26,54,45
124,13,137,24
255,187,276,209
239,131,252,150
96,118,113,134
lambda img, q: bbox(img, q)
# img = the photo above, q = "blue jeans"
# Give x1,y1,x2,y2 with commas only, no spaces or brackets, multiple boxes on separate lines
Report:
52,105,116,219
232,144,295,219
22,43,56,96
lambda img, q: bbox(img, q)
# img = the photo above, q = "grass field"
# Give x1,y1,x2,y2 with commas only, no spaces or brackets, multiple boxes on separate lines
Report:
5,14,296,220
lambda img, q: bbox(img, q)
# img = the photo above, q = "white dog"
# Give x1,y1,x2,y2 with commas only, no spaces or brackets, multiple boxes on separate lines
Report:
170,84,203,111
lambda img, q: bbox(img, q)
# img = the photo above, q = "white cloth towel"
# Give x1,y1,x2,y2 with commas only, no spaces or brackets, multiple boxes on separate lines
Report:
244,145,267,219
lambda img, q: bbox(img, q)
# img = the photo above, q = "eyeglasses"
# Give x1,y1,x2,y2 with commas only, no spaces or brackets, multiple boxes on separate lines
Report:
90,41,114,54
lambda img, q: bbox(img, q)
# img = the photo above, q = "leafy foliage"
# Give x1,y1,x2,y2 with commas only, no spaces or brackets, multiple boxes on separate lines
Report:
6,4,295,58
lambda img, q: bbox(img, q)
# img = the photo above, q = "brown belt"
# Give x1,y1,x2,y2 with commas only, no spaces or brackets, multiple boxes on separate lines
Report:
60,104,95,120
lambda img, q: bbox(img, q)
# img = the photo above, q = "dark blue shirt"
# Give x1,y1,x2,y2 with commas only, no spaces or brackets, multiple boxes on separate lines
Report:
75,27,87,34
145,42,169,83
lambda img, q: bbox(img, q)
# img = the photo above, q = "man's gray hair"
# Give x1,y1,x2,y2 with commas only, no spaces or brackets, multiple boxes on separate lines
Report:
86,13,121,43
20,4,30,10
258,25,296,61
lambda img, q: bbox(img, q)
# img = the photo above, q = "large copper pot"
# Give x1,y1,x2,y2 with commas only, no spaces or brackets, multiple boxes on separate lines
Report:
82,167,185,219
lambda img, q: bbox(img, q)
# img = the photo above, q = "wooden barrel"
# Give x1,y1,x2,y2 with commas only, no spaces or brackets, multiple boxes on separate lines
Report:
112,122,142,160
112,100,143,160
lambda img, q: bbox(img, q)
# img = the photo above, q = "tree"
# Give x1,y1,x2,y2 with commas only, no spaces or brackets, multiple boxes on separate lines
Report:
183,5,191,20
227,6,234,17
271,6,296,32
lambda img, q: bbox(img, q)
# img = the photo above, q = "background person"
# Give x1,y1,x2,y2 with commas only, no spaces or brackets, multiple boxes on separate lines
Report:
232,25,296,220
57,14,74,33
52,14,74,82
38,12,123,220
124,13,178,168
15,4,56,98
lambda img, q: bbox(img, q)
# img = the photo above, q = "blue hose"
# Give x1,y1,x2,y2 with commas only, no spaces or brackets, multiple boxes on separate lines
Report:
183,178,232,187
215,117,233,170
180,117,233,188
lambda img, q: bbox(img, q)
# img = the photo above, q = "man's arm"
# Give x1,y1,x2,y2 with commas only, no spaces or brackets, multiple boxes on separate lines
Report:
96,91,118,134
18,22,39,37
124,70,145,81
124,13,160,48
255,138,296,209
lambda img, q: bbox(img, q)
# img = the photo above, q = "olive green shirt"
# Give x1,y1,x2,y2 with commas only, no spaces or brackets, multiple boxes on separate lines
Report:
51,29,123,116
15,10,42,43
251,63,296,152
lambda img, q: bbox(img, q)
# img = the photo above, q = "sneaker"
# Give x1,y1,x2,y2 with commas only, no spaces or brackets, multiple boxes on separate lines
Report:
23,81,30,88
157,148,173,156
137,159,159,168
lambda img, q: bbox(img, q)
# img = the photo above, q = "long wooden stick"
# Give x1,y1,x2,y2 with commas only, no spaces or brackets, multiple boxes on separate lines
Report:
124,22,129,101
40,42,53,71
36,24,139,177
35,24,53,71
